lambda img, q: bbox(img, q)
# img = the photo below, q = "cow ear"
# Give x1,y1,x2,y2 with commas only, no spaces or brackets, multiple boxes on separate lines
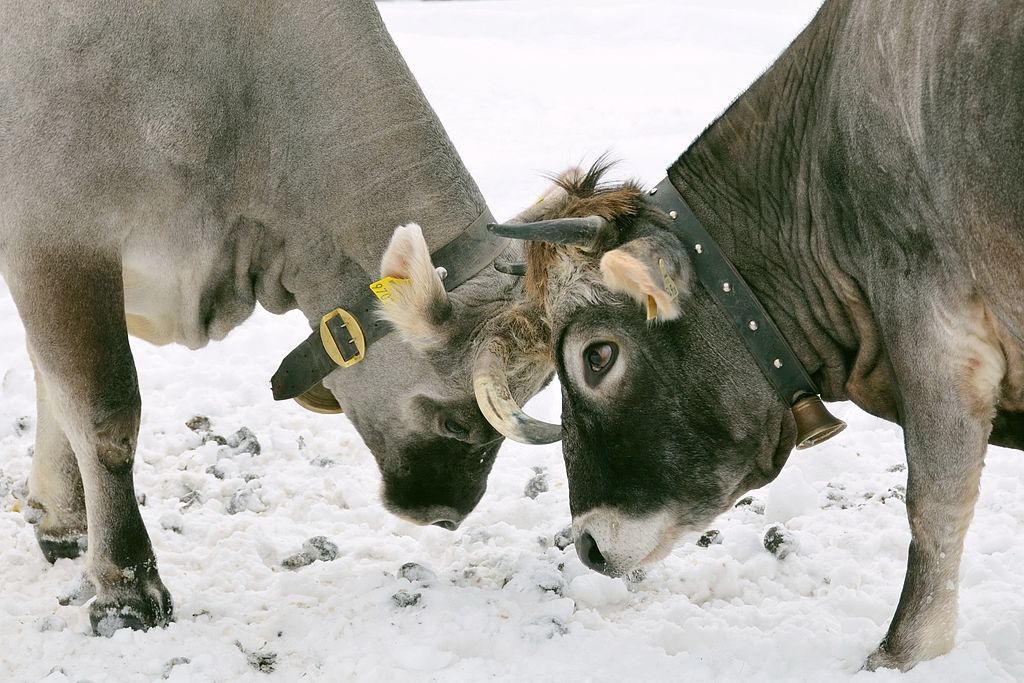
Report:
377,223,452,349
599,234,690,321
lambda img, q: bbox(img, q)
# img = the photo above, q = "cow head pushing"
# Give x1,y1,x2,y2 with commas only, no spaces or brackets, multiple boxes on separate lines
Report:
482,162,800,576
318,222,555,530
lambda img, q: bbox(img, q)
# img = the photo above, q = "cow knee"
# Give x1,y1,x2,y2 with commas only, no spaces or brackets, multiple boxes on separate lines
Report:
92,397,141,475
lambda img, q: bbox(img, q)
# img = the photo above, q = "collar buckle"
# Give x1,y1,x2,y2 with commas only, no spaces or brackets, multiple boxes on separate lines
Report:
320,308,366,368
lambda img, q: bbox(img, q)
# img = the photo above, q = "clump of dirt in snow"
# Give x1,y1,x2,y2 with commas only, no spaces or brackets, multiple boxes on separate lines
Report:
398,562,436,584
697,529,722,547
524,466,549,499
763,524,796,559
235,641,276,674
282,536,340,569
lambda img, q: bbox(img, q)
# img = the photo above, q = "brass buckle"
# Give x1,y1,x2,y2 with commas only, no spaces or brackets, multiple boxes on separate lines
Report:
319,308,366,368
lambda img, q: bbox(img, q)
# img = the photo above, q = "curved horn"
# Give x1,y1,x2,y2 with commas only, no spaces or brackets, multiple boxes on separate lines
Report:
472,342,561,445
487,216,613,252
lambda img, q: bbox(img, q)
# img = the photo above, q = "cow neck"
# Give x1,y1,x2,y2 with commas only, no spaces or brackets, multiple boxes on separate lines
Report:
262,1,510,405
663,1,854,404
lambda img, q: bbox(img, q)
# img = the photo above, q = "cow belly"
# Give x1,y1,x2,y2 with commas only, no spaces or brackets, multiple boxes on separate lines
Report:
122,261,182,346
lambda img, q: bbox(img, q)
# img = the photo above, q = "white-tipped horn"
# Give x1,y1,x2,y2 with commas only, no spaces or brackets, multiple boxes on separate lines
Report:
473,342,561,445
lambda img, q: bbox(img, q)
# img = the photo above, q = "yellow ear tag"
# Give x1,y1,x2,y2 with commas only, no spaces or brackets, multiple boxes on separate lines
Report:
658,258,679,299
369,276,411,305
646,295,658,321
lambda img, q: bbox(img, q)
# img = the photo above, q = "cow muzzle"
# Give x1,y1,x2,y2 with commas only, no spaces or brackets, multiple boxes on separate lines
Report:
572,508,680,577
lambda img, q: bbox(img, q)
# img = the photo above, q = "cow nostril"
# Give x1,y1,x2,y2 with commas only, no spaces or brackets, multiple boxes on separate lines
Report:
577,531,607,570
432,519,458,531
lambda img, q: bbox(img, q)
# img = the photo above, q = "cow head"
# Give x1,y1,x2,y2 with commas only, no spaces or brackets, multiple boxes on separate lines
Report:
481,161,799,575
318,194,566,530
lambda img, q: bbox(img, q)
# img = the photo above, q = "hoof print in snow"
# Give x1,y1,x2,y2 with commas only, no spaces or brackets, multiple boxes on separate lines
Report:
886,463,906,473
824,483,850,509
227,427,261,455
763,524,794,559
235,641,276,674
553,526,574,550
626,568,647,583
37,615,67,632
12,479,29,501
880,485,906,503
13,415,32,436
523,466,549,499
697,529,722,547
185,415,212,434
398,562,436,584
160,513,184,534
392,590,422,608
180,489,204,510
136,492,148,507
162,657,190,679
735,496,765,513
310,456,336,468
531,617,569,639
226,488,264,515
534,568,566,595
303,536,339,562
0,475,11,498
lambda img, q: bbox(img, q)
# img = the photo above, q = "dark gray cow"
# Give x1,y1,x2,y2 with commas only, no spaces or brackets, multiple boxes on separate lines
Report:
480,0,1024,671
0,0,552,634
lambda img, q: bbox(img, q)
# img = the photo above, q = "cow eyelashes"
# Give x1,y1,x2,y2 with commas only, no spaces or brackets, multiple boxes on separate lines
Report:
583,342,618,387
442,419,470,440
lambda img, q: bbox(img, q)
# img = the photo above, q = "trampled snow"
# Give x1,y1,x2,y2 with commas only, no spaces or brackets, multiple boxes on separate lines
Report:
2,1,1022,681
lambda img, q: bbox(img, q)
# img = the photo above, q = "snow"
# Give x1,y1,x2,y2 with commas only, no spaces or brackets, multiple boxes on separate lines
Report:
2,1,1023,681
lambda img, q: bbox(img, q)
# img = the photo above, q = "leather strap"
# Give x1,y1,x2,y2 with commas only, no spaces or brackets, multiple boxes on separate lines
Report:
271,208,506,401
646,176,819,405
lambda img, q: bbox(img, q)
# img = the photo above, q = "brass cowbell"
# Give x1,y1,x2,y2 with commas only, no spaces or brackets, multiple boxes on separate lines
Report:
791,395,846,449
293,381,343,415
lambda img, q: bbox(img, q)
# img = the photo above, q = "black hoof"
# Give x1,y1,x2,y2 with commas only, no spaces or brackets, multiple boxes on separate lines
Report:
37,534,88,563
89,578,174,637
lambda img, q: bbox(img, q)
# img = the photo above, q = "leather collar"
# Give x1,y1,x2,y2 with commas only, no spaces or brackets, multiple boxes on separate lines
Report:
270,208,506,402
645,176,821,406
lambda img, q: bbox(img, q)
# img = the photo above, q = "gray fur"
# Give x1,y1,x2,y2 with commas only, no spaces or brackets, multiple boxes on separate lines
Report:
0,0,536,633
519,0,1024,671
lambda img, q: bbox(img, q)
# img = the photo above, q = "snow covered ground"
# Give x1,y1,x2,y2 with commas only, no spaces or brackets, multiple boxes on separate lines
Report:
2,1,1023,681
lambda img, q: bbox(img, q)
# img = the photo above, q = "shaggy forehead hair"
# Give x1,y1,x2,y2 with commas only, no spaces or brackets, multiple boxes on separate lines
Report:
524,160,651,316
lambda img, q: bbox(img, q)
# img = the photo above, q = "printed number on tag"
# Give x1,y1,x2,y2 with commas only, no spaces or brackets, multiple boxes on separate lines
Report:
369,276,411,304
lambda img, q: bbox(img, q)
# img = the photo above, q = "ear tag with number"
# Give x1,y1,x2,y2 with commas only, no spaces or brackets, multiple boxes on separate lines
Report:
369,276,411,305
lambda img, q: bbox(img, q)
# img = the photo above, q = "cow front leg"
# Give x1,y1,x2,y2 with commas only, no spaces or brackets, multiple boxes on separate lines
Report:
27,361,88,562
864,295,999,670
8,251,172,635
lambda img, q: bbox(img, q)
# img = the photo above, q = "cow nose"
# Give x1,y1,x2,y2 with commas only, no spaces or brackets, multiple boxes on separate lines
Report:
432,519,459,531
576,531,608,573
427,507,465,531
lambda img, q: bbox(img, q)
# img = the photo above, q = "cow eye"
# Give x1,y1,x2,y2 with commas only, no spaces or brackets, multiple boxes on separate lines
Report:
442,419,470,440
583,342,618,387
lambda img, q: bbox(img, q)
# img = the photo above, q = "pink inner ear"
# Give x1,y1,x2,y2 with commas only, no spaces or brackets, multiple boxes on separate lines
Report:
600,249,681,320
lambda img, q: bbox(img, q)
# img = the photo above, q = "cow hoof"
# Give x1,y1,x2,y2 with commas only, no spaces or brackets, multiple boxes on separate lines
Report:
862,644,913,672
36,532,88,563
89,578,173,637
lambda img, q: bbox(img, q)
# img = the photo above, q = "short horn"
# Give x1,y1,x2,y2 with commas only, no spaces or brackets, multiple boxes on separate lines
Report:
473,343,561,445
487,216,613,252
